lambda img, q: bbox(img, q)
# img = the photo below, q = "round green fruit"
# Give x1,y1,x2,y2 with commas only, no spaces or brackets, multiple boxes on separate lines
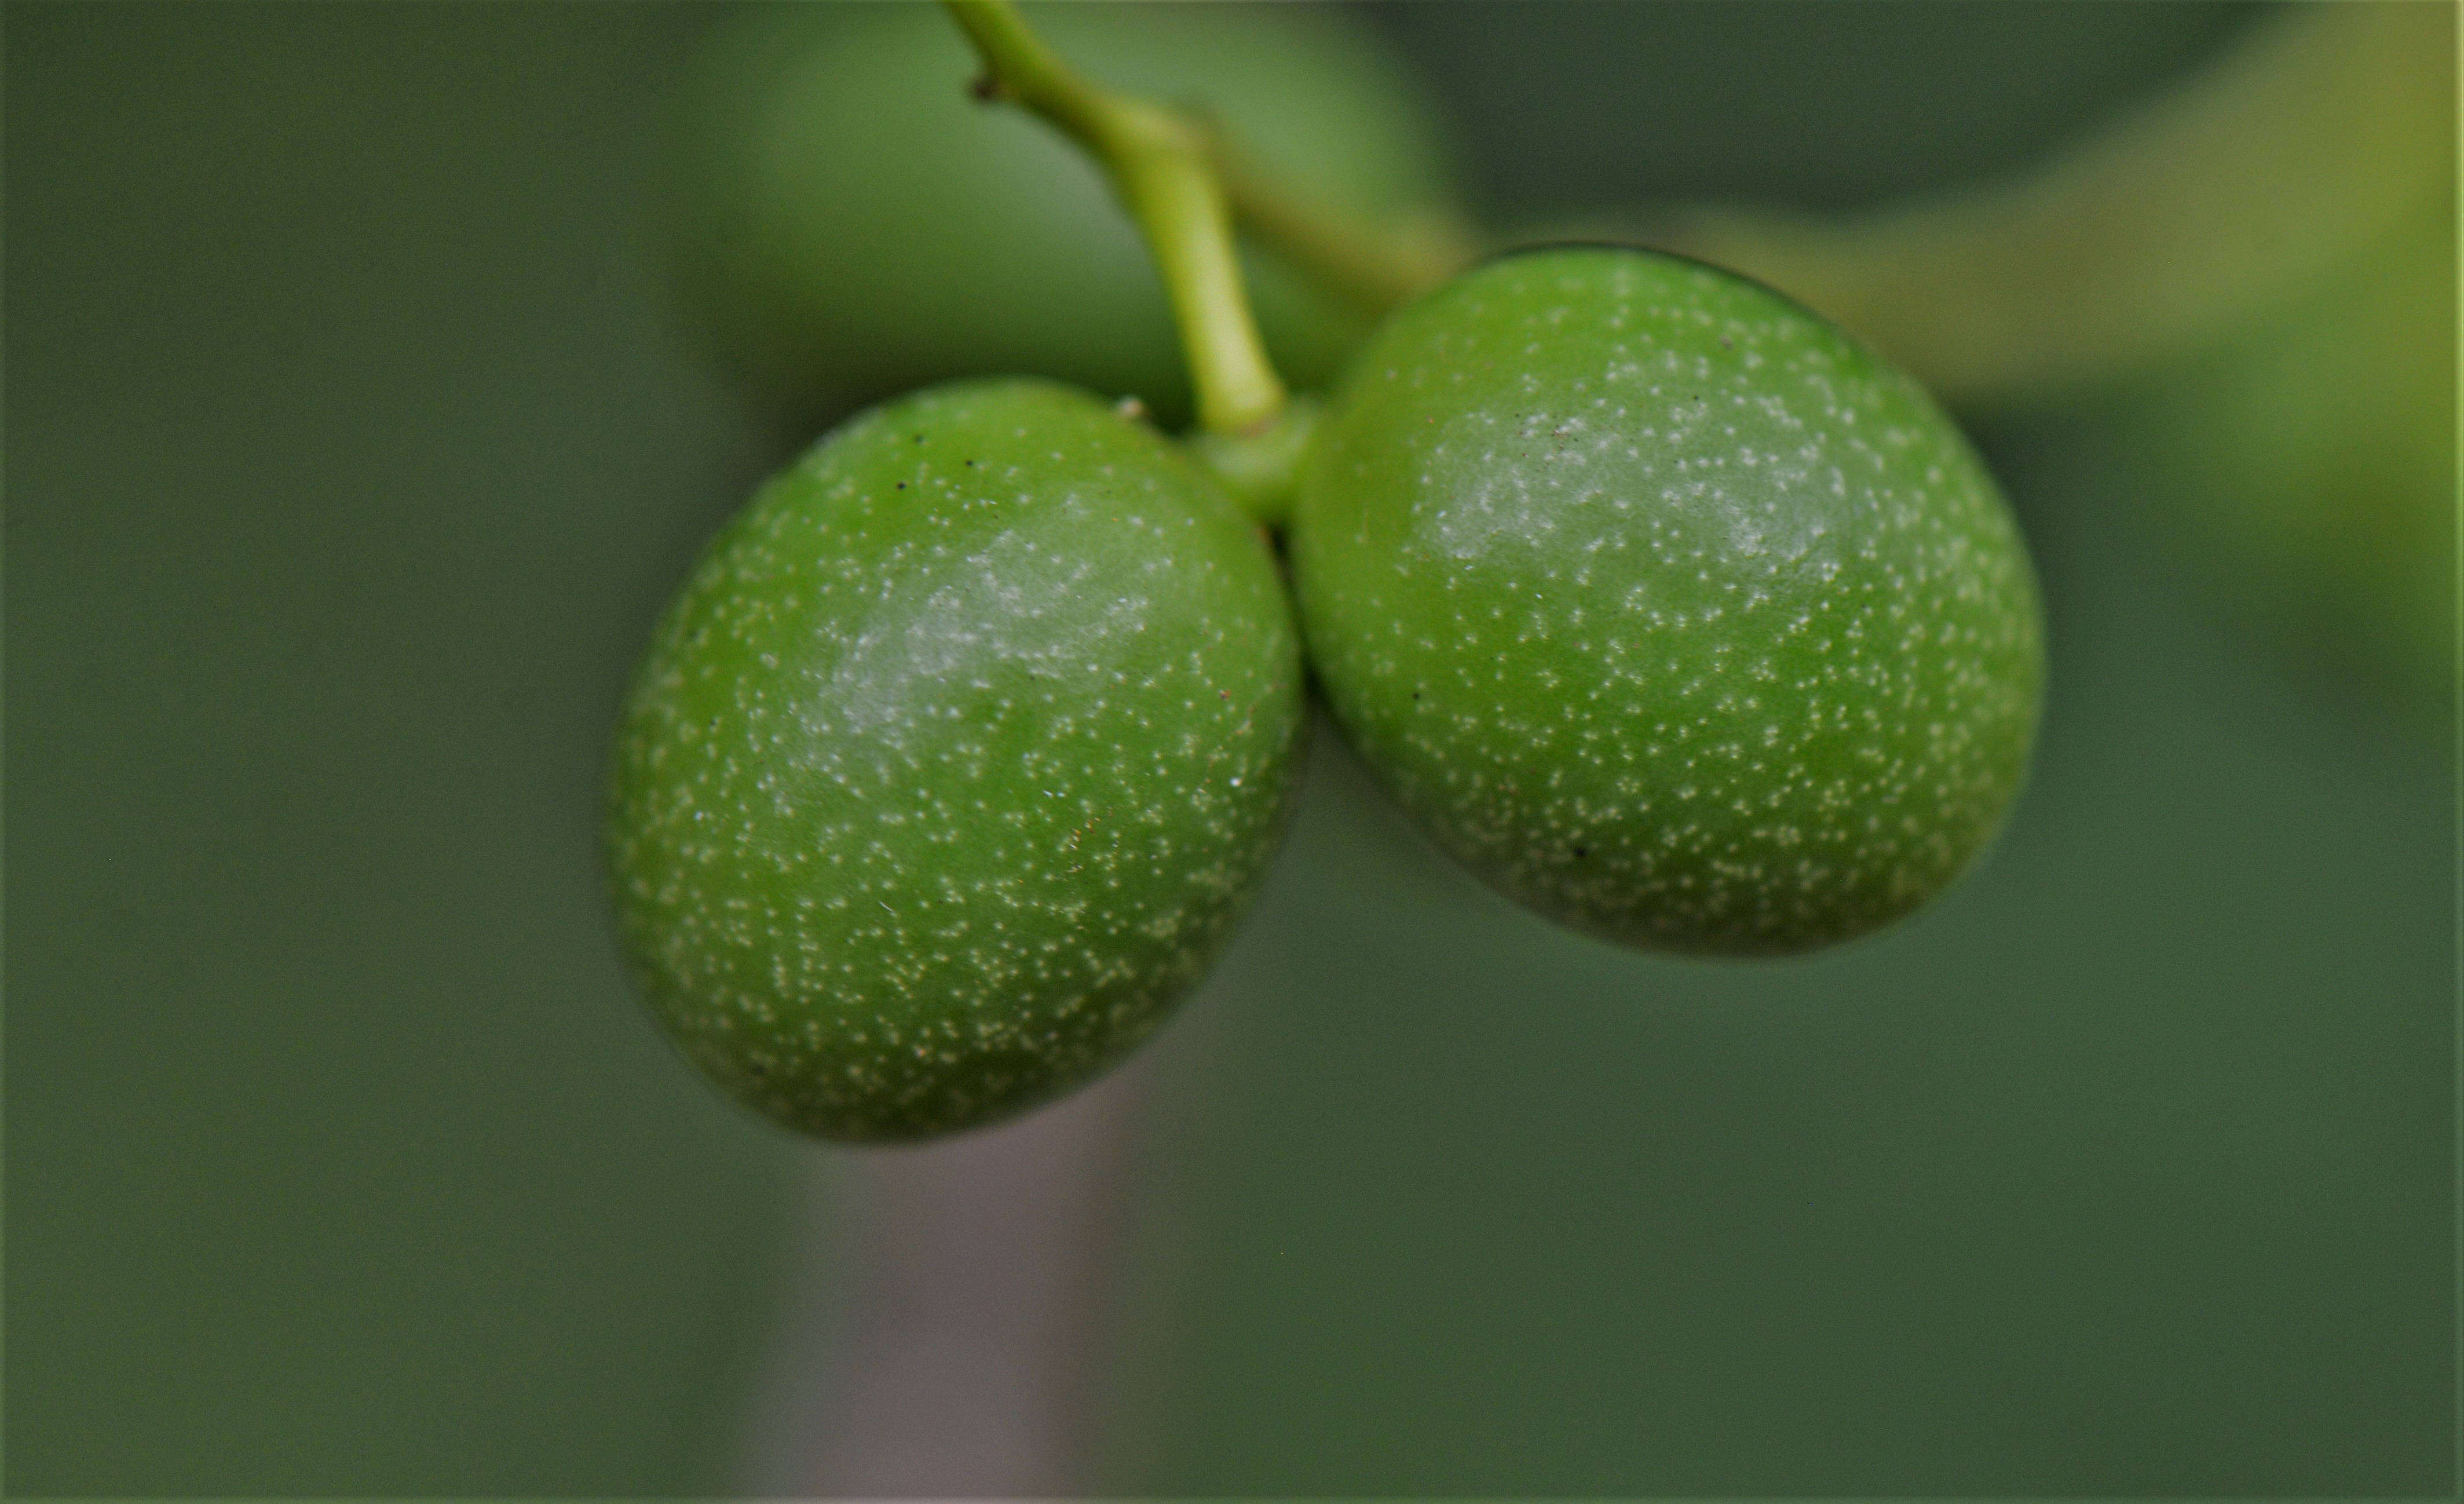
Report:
1291,247,2045,955
607,379,1306,1141
666,2,1464,430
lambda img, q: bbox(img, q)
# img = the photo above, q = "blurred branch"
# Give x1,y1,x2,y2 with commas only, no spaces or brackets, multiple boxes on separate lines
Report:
741,1056,1157,1496
1200,112,1476,315
1655,3,2455,403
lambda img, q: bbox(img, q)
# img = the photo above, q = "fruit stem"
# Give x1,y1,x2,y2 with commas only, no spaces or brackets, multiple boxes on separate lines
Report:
944,0,1286,436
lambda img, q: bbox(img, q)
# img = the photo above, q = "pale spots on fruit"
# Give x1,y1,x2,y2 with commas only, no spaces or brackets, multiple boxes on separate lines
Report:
1293,248,2043,954
608,380,1304,1139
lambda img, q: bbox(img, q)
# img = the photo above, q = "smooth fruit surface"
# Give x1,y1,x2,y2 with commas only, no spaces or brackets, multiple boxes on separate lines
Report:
608,379,1305,1140
667,2,1462,429
1292,247,2045,955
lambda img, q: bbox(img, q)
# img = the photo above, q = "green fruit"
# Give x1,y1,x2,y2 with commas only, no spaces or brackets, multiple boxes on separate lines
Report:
1291,247,2045,955
607,379,1306,1141
667,2,1463,430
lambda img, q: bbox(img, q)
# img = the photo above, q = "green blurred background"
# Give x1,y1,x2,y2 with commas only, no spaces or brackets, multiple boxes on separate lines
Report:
8,1,2452,1494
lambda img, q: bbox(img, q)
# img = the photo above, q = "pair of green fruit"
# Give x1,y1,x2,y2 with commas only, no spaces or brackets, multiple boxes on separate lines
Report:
610,243,2045,1142
609,8,2045,1142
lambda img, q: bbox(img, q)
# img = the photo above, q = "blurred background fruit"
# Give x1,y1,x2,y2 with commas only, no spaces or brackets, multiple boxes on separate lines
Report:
666,1,1468,435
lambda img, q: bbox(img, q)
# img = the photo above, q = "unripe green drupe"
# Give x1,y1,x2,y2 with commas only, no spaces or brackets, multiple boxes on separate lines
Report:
608,380,1305,1140
1292,247,2045,955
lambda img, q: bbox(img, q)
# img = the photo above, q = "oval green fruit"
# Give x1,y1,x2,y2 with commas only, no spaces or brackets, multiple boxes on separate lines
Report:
666,2,1465,430
608,379,1306,1140
1291,247,2045,955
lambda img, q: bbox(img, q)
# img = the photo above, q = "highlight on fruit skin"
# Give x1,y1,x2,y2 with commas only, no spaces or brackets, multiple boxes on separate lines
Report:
1291,246,2046,957
606,379,1306,1141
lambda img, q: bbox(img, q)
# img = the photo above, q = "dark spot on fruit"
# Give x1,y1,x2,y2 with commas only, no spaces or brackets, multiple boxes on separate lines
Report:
1573,845,1589,858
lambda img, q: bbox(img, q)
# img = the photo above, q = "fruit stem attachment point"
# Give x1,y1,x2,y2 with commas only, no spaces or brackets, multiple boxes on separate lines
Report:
944,0,1288,437
1185,396,1319,529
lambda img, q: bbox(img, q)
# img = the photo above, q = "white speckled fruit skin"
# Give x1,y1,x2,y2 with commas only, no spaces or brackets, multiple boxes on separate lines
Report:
1292,248,2045,955
608,379,1304,1140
